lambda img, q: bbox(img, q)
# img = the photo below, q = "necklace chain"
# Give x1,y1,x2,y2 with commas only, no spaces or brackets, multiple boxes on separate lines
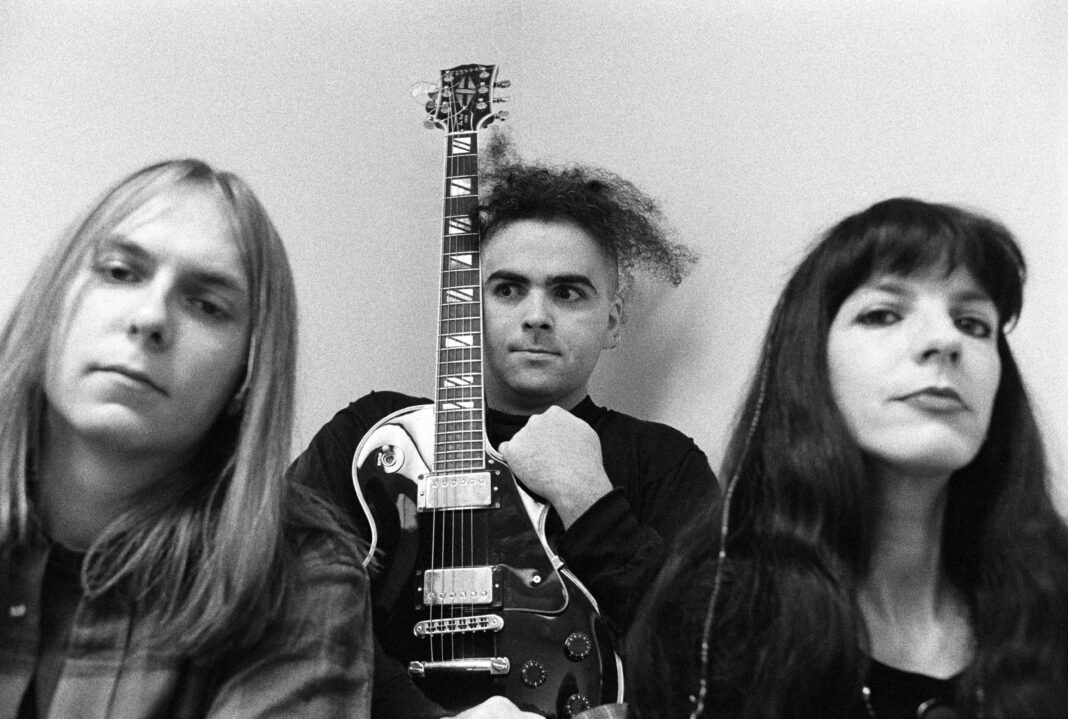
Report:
862,686,877,718
862,685,981,719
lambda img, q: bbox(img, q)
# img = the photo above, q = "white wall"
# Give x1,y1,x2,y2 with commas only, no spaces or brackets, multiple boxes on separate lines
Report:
2,1,1065,502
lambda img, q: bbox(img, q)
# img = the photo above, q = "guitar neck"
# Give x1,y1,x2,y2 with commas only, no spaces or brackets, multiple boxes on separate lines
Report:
434,131,485,474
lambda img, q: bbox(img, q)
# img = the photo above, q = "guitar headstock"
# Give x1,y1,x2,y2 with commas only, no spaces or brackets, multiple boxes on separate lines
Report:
422,63,509,133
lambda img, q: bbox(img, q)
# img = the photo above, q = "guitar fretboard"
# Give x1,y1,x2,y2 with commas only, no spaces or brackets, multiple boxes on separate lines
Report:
435,132,484,473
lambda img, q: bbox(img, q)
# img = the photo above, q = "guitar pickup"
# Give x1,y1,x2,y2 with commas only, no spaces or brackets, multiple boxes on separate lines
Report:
417,471,493,510
409,657,511,677
413,613,504,637
420,566,499,606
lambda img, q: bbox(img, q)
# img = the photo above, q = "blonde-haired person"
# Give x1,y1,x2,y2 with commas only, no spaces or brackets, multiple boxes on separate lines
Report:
0,159,371,717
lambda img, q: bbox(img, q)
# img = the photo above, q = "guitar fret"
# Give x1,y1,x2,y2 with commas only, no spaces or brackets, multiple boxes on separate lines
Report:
444,198,478,218
439,374,479,386
442,236,480,253
434,452,485,462
440,319,482,333
441,268,479,280
435,415,483,425
445,156,478,177
437,392,482,404
442,252,477,271
438,349,482,361
436,413,483,423
440,303,481,319
444,216,475,235
441,276,479,291
442,289,478,305
435,436,483,446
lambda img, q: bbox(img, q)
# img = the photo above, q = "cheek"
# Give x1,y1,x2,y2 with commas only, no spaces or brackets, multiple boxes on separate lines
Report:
973,353,1002,425
179,331,247,400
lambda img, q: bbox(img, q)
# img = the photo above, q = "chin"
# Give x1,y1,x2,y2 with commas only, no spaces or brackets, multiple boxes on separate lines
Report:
865,428,986,480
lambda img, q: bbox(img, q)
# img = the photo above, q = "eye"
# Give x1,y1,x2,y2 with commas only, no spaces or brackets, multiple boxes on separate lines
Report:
554,285,586,301
188,296,231,321
94,258,139,284
856,308,900,326
955,315,993,339
491,282,523,299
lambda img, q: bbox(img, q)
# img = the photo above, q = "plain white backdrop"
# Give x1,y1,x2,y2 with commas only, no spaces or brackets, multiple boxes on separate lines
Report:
2,1,1065,505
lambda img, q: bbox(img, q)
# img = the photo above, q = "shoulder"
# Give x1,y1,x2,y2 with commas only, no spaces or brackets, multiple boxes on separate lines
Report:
321,390,432,434
599,406,699,444
291,532,367,590
587,401,713,474
279,531,371,639
296,390,431,460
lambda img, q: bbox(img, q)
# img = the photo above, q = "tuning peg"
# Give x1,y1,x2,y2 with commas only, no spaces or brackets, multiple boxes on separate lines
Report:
495,111,510,121
495,96,510,103
494,80,511,89
423,118,439,129
410,81,439,103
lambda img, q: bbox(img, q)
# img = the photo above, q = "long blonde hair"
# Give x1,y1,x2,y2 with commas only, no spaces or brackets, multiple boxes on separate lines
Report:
0,159,334,657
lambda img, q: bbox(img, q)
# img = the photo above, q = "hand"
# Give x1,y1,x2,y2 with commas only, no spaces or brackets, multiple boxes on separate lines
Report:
449,695,544,718
498,405,613,529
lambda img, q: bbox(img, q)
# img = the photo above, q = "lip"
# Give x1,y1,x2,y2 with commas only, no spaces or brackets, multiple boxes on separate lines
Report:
897,386,967,412
93,364,168,395
510,346,559,356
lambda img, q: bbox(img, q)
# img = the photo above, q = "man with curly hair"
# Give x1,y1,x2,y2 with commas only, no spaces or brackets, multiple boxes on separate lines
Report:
289,146,717,719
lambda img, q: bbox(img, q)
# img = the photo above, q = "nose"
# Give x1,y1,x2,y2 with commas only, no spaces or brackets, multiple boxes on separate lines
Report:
913,313,962,366
127,284,173,351
520,291,553,331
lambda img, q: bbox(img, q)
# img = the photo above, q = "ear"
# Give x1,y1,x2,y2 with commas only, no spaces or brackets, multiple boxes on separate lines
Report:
602,294,623,350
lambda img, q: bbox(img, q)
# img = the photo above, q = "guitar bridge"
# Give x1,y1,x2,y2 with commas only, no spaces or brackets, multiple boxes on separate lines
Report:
418,471,493,510
409,657,511,677
413,613,504,637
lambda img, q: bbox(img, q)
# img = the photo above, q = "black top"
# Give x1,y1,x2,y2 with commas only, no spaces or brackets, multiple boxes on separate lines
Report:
288,391,718,718
863,658,960,719
17,541,85,719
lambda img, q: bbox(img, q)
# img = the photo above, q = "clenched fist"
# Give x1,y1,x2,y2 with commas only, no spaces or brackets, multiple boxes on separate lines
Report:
499,406,613,528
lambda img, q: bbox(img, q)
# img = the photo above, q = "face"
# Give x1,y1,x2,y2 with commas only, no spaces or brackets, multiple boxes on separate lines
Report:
827,266,1001,481
44,185,251,463
482,218,622,414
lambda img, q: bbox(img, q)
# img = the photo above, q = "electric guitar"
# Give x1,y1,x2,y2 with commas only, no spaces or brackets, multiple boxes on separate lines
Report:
350,63,622,717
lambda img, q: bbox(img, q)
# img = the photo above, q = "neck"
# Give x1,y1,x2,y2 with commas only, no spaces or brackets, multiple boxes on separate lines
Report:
37,414,184,549
859,466,972,677
865,466,949,604
486,385,588,416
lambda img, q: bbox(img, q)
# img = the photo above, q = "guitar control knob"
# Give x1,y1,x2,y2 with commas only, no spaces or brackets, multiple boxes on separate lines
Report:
564,693,590,717
564,631,592,661
520,660,546,688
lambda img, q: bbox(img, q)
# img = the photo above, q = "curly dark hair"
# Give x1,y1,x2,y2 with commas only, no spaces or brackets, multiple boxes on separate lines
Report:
478,130,697,290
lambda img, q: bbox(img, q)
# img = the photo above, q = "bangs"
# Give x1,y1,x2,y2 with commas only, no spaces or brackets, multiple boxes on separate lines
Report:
825,198,1025,328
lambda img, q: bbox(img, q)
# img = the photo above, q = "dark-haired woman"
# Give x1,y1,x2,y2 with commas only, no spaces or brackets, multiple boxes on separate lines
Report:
628,198,1068,719
0,160,371,717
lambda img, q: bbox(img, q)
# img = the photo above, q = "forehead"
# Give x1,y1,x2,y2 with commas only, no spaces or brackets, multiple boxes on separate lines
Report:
482,218,616,282
107,187,245,280
850,266,995,305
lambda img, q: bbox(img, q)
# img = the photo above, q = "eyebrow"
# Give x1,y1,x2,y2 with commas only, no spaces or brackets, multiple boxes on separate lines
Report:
484,269,600,293
866,278,995,306
99,236,249,296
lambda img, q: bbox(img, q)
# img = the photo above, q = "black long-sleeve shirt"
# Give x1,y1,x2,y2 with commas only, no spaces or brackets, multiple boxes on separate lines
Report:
288,391,718,718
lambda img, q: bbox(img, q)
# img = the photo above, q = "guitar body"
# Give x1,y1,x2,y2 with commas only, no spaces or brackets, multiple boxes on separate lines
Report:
353,403,622,717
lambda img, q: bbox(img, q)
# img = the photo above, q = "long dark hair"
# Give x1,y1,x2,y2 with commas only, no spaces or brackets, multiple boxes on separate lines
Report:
628,198,1068,718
